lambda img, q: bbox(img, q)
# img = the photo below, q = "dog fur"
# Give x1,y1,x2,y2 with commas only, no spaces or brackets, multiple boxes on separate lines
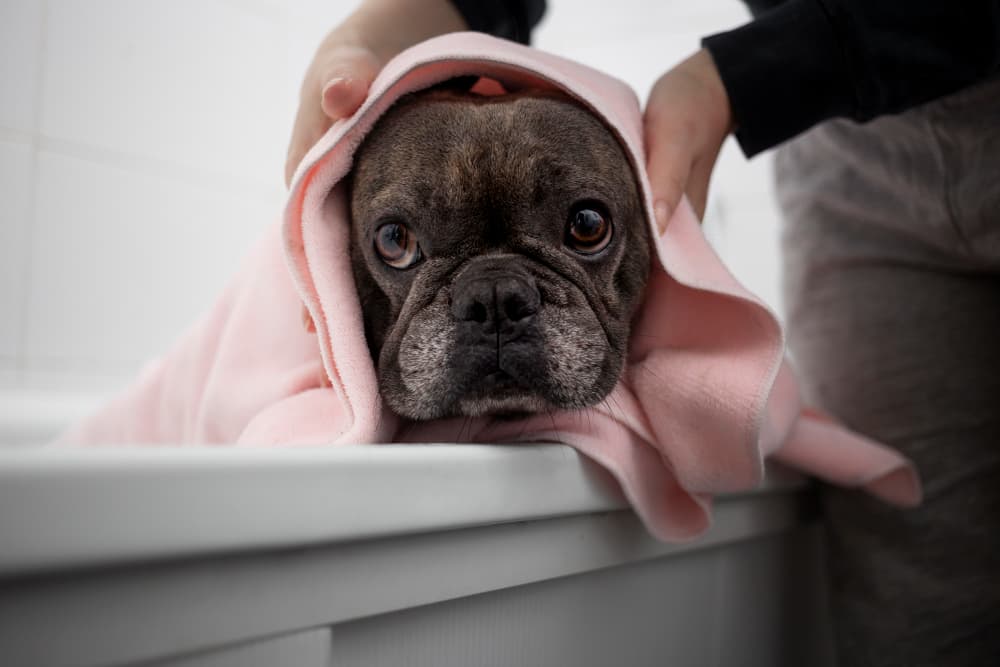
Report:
348,87,650,420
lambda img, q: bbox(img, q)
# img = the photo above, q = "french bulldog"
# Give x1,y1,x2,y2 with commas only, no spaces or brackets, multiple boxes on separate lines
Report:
346,83,650,421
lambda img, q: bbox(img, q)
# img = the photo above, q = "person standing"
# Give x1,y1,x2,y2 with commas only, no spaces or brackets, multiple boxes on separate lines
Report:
285,2,1000,664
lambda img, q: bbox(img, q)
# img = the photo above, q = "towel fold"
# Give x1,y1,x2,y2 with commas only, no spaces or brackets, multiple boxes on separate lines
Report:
60,32,921,541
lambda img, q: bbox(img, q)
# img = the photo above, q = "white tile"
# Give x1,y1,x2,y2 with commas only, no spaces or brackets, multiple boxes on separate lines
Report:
0,366,17,390
0,139,33,361
538,0,748,45
714,190,783,316
41,0,287,187
714,138,776,199
534,33,697,106
25,149,280,373
219,0,286,20
536,0,750,97
0,0,44,132
285,1,354,85
705,140,774,245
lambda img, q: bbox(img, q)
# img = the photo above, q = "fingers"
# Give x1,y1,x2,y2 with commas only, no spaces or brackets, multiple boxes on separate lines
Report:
642,49,733,232
284,46,381,187
686,142,722,220
318,46,380,118
283,0,468,188
645,124,692,235
646,128,721,231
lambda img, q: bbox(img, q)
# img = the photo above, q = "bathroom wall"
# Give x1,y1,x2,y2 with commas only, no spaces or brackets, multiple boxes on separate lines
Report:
0,0,780,425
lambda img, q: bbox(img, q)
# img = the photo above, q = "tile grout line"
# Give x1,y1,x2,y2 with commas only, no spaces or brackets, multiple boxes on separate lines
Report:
15,0,49,387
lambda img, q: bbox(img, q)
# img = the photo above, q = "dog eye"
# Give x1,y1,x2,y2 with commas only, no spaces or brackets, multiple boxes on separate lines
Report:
565,205,612,254
374,221,423,269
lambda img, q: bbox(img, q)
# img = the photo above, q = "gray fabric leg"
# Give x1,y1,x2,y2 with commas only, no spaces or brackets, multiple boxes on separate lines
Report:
775,77,1000,666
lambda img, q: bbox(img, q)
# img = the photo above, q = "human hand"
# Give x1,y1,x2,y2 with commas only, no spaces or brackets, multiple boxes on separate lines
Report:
643,49,733,232
285,0,466,186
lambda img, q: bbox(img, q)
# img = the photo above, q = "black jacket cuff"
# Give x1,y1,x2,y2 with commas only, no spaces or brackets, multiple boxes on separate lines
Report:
703,0,853,156
448,0,546,45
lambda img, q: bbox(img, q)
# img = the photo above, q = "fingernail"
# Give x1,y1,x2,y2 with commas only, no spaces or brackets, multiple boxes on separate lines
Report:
654,201,671,234
323,76,348,94
322,77,351,107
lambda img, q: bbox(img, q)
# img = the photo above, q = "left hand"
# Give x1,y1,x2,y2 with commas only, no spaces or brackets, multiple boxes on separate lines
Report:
285,0,466,187
643,49,733,231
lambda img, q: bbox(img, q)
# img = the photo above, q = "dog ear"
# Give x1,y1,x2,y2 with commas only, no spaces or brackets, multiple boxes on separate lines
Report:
425,76,510,97
425,75,480,94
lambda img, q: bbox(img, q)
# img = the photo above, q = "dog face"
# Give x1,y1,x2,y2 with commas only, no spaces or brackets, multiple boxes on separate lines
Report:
347,86,650,420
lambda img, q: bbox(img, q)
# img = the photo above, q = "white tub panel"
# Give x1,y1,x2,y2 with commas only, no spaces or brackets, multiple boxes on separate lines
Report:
138,630,331,667
0,496,811,667
0,446,821,667
327,528,834,667
329,549,721,667
0,446,805,575
0,445,630,573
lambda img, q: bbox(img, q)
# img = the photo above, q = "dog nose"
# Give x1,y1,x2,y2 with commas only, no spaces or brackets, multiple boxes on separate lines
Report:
451,274,540,331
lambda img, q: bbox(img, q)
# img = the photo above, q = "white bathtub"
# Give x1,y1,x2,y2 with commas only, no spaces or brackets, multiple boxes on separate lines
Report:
0,400,835,667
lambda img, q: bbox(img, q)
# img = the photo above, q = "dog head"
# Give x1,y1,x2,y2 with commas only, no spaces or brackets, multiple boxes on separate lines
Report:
347,84,650,420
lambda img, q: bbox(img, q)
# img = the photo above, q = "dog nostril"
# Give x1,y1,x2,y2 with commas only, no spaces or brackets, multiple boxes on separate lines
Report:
452,274,540,326
503,294,536,322
470,302,489,323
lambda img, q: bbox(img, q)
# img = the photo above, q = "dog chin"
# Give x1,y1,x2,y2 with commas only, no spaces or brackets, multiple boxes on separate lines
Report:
455,394,550,419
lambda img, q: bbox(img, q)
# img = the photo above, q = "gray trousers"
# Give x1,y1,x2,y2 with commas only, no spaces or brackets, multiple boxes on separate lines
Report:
776,77,1000,666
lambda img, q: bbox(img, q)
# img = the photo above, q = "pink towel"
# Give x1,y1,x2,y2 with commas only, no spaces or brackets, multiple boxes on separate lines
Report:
61,32,920,541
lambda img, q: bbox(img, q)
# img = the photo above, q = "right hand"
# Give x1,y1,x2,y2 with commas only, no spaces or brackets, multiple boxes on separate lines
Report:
643,49,733,232
285,0,466,186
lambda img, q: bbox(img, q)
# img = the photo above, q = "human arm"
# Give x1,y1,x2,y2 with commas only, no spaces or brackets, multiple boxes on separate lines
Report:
645,0,1000,229
285,0,546,185
704,0,1000,156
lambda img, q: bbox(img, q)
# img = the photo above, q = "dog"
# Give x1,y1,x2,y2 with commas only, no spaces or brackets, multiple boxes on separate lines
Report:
346,83,651,421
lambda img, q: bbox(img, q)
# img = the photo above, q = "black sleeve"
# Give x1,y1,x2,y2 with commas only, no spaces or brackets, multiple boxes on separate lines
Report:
702,0,1000,156
448,0,547,44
